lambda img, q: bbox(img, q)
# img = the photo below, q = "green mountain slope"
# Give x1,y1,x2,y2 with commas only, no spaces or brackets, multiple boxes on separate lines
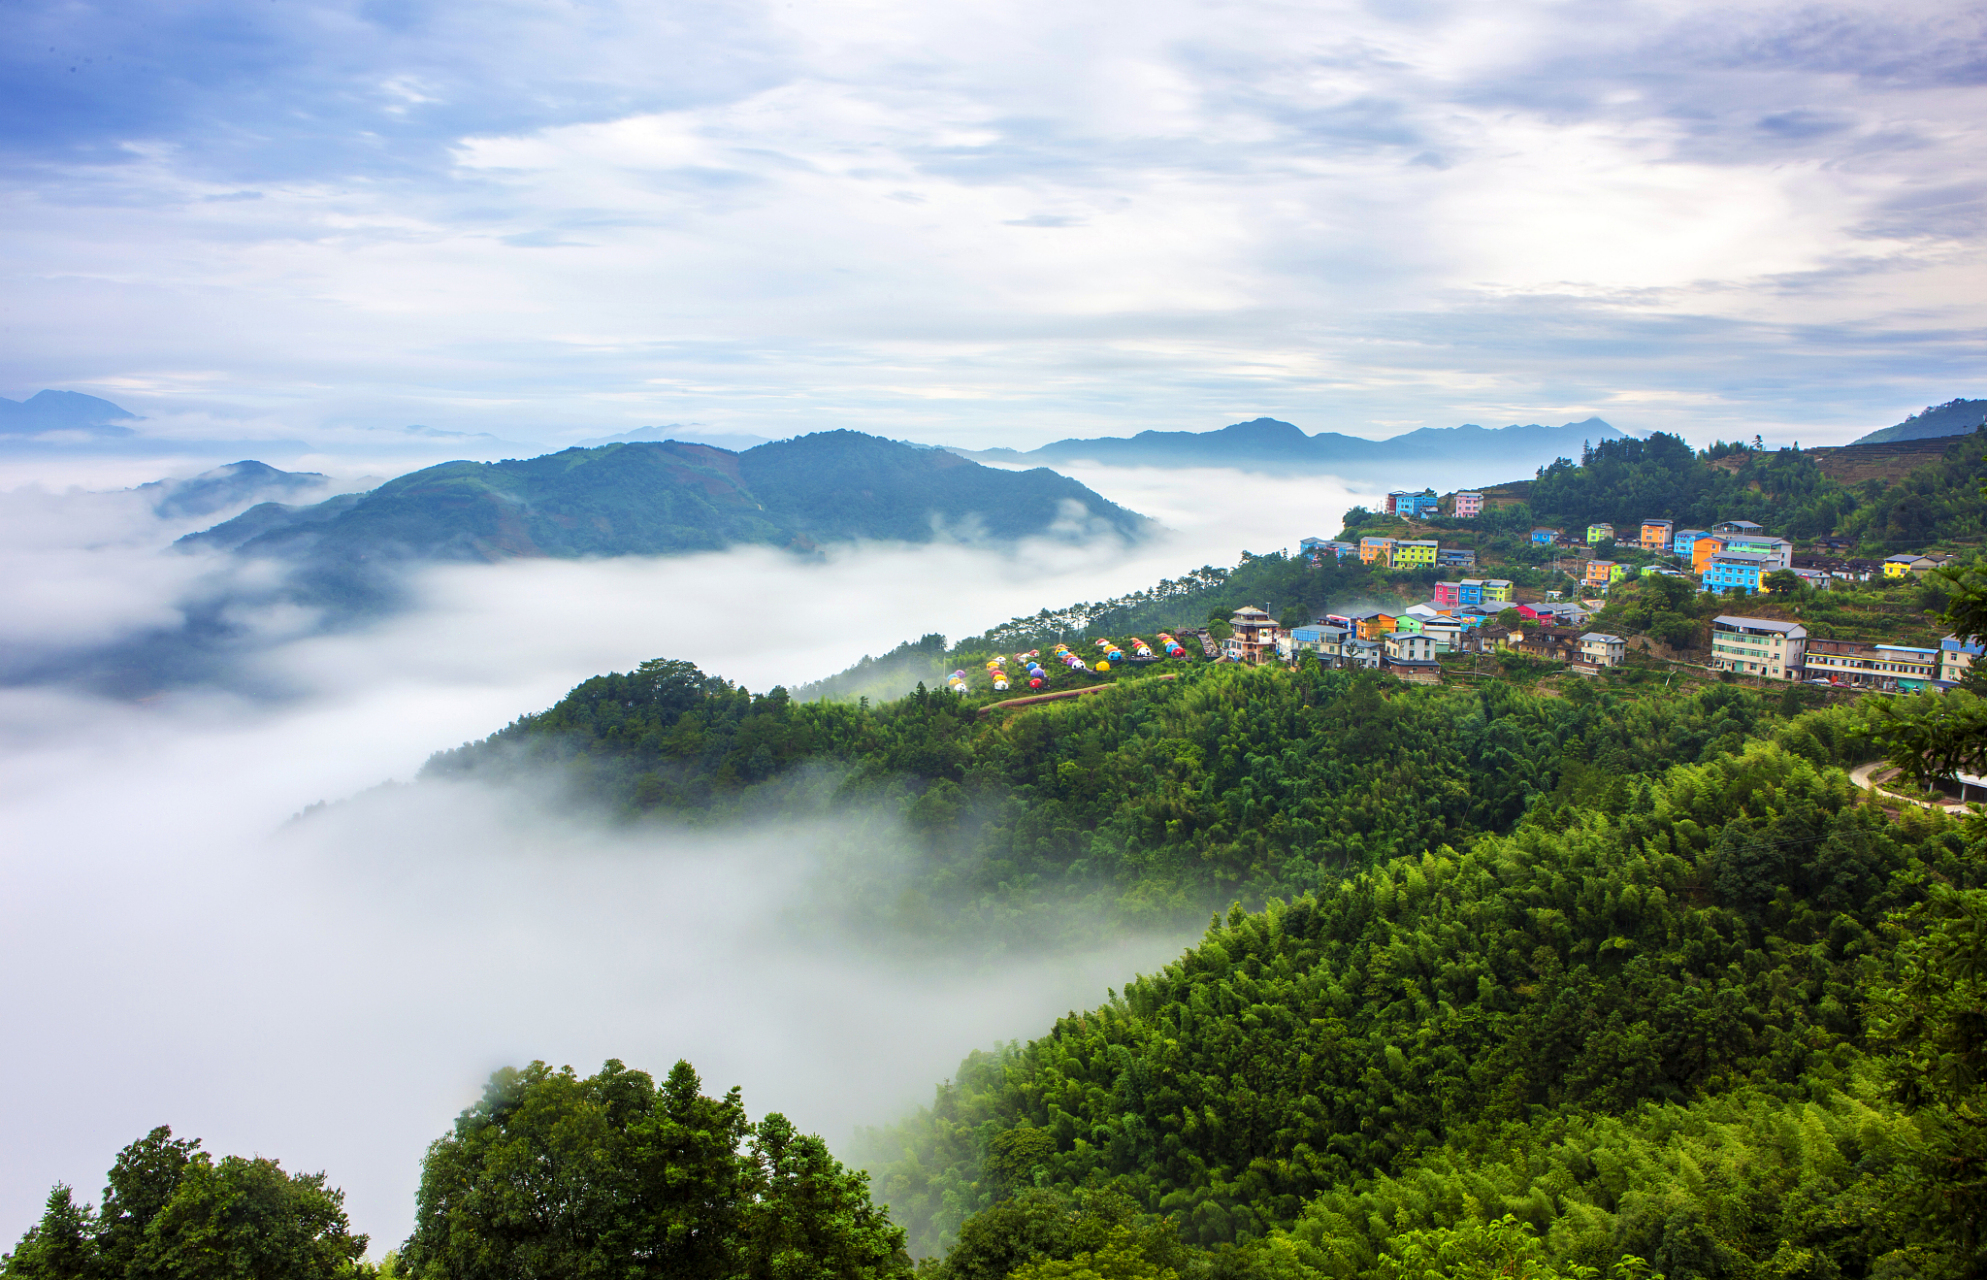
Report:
1852,397,1987,444
868,732,1978,1274
181,433,1150,563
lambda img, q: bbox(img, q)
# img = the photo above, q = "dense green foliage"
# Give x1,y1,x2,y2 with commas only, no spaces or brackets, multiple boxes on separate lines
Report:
864,735,1984,1276
423,656,1839,940
402,1059,907,1280
2,1126,369,1279
182,432,1148,564
1519,430,1987,553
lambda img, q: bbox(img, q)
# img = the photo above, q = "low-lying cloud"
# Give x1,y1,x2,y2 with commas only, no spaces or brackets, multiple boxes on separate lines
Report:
0,461,1375,1253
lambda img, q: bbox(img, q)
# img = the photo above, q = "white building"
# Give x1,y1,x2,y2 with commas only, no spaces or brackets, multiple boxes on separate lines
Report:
1578,633,1625,668
1710,616,1807,680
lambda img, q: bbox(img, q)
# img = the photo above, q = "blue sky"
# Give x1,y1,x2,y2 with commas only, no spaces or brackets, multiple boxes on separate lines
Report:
3,0,1984,450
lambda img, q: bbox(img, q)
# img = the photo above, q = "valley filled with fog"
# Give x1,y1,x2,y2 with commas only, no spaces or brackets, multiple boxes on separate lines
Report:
0,457,1374,1250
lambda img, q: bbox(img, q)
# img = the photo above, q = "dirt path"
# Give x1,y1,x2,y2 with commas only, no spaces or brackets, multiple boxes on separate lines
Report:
978,674,1177,718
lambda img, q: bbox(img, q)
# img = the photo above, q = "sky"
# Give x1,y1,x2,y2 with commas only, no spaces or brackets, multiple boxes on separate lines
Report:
3,0,1984,457
0,459,1371,1252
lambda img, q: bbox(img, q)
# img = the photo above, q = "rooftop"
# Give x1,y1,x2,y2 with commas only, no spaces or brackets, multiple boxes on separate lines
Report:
1714,615,1806,635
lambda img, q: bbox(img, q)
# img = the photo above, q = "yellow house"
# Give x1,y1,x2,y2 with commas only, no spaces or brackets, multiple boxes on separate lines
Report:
1481,579,1514,603
1883,554,1918,578
1692,535,1726,575
1392,539,1438,568
1360,536,1395,566
1586,522,1615,544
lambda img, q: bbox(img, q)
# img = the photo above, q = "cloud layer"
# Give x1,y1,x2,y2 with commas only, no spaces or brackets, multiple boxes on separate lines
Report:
3,0,1982,450
0,461,1371,1251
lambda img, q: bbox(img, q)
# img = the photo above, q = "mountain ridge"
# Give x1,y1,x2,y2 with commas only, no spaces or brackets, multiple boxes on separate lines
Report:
181,430,1151,564
955,415,1627,475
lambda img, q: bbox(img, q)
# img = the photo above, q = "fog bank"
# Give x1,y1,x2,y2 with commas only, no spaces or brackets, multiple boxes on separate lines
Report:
0,461,1371,1251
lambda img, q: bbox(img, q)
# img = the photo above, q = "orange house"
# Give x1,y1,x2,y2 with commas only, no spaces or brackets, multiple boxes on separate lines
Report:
1692,535,1726,574
1355,612,1398,640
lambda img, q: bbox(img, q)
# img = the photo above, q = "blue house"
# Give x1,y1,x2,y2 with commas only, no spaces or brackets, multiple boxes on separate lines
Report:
1389,489,1440,519
1531,527,1558,544
1705,551,1770,594
1672,528,1711,556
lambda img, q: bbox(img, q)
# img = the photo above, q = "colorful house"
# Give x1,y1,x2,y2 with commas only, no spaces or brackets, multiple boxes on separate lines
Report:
1531,528,1559,544
1392,539,1438,568
1692,534,1727,574
1586,522,1616,545
1940,635,1983,684
1393,614,1426,635
1672,528,1711,556
1721,534,1793,570
1389,489,1440,519
1584,560,1626,589
1706,551,1770,594
1432,581,1462,608
1353,611,1397,640
1300,537,1356,561
1883,553,1921,579
1359,536,1395,566
1481,579,1514,603
1453,491,1484,518
1639,519,1673,551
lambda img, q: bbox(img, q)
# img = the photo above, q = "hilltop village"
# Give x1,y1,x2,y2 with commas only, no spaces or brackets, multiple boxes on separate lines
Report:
1273,483,1976,690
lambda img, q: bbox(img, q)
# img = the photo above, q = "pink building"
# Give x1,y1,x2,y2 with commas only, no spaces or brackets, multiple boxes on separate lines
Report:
1453,491,1484,518
1433,581,1462,607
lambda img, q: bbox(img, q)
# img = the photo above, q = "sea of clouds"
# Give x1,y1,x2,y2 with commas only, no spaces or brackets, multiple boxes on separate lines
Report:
0,457,1374,1251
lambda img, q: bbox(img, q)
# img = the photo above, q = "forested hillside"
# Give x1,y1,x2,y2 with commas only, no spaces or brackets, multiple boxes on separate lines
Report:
1469,428,1987,553
423,658,1833,944
181,432,1149,565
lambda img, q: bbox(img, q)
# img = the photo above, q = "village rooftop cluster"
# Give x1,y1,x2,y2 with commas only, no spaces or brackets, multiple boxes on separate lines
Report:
1272,490,1980,692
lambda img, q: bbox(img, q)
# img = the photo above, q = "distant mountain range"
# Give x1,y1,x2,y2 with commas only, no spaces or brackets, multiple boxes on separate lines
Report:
955,416,1629,476
181,430,1149,564
0,390,139,437
1852,398,1987,445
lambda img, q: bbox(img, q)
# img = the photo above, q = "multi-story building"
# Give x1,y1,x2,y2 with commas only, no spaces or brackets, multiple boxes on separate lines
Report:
1389,489,1440,519
1721,535,1793,570
1283,624,1350,664
1692,535,1727,574
1432,581,1462,608
1481,579,1514,603
1223,607,1281,664
1421,618,1464,652
1392,539,1438,568
1453,578,1486,606
1385,630,1437,662
1579,632,1626,667
1342,637,1383,669
1359,536,1395,566
1453,491,1484,518
1672,528,1711,556
1790,567,1833,590
1710,616,1806,680
1804,639,1938,691
1353,611,1397,640
1504,624,1583,662
1706,551,1771,594
1940,635,1982,684
1584,560,1625,589
1393,613,1426,635
1587,522,1616,545
1436,547,1478,568
1300,537,1357,561
1531,528,1559,544
1639,519,1674,552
